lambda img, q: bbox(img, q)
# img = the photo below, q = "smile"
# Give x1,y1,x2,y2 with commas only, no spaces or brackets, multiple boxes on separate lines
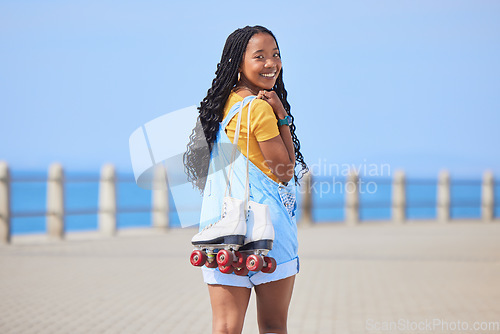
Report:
260,72,276,78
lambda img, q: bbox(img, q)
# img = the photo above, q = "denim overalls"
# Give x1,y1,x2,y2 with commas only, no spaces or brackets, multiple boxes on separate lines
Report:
199,95,299,288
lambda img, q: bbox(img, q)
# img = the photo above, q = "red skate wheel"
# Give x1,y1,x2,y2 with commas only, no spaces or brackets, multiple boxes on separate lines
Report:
233,251,247,268
261,256,277,274
219,264,234,274
205,259,218,268
246,254,264,272
234,266,249,276
216,249,233,266
190,250,207,267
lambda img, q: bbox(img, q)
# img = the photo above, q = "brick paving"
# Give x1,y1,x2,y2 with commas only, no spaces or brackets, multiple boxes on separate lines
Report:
1,221,499,333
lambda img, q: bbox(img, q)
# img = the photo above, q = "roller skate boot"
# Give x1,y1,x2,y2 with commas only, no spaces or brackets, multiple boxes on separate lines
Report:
236,201,277,274
190,197,247,274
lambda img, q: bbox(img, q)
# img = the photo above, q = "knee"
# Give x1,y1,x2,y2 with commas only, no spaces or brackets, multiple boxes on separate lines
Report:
213,319,244,334
259,318,287,334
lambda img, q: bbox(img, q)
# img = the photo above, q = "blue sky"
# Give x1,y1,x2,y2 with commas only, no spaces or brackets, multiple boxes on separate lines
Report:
1,0,499,179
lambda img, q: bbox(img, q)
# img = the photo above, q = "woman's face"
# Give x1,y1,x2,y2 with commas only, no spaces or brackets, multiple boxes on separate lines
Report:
238,32,282,94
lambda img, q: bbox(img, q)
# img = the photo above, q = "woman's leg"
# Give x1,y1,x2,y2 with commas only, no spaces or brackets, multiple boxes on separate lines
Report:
254,275,296,334
207,284,252,334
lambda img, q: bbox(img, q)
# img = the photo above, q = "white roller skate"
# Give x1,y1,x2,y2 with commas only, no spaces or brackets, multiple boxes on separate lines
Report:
233,201,276,275
190,197,247,274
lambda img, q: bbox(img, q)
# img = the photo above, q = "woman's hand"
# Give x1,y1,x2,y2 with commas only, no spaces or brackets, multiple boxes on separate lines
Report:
257,90,287,119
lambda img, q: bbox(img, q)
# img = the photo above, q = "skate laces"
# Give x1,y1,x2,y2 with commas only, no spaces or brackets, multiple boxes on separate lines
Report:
201,202,228,232
222,202,228,218
201,223,215,232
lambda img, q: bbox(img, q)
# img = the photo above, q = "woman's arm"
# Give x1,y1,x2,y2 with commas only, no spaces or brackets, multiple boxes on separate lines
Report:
256,90,295,183
276,112,296,166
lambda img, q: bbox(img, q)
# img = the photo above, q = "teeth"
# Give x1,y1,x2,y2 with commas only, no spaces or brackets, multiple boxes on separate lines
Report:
260,72,276,78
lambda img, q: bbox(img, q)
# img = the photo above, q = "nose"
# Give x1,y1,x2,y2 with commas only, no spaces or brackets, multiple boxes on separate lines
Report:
264,58,279,69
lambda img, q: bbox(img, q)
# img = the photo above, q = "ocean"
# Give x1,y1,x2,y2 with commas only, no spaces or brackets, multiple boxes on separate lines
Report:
7,171,500,235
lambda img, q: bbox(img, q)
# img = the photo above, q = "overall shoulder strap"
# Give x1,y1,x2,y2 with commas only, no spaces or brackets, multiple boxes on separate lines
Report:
224,96,256,199
220,101,242,129
220,95,257,129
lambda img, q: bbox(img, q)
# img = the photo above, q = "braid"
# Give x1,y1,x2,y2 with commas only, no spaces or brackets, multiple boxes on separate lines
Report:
184,26,309,193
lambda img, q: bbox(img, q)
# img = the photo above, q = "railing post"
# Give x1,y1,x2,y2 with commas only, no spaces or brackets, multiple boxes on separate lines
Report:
481,170,494,223
437,170,450,223
345,170,359,225
99,164,117,236
299,171,313,226
392,170,406,224
0,161,11,244
152,164,169,229
47,163,65,239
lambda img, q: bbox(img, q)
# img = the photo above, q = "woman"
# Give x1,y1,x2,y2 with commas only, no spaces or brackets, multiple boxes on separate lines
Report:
184,25,308,334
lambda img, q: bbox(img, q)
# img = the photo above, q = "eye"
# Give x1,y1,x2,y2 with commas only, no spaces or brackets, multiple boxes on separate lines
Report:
255,55,264,59
274,52,280,57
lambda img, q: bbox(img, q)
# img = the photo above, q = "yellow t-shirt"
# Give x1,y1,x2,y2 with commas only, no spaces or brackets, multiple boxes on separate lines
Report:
222,91,281,184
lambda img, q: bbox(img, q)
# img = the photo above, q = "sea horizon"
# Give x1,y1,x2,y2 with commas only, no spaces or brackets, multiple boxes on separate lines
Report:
4,168,498,236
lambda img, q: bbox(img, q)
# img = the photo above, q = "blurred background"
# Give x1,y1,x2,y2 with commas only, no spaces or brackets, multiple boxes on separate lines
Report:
1,0,499,235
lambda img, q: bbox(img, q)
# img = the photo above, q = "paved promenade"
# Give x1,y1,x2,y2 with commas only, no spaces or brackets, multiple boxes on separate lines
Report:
1,221,499,333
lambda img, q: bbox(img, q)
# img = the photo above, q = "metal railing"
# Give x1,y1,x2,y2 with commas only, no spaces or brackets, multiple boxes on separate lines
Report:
0,162,169,244
0,161,497,244
297,169,497,225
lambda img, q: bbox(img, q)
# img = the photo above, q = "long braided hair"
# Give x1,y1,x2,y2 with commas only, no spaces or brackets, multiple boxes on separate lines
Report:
183,25,308,193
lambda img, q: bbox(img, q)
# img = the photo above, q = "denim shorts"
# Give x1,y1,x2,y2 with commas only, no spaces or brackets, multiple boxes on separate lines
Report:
201,257,299,288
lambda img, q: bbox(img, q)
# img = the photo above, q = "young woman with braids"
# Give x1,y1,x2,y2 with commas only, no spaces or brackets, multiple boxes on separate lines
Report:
184,25,308,334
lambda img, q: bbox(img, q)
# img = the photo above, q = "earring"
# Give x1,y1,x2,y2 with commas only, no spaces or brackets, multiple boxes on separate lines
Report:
237,72,241,81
